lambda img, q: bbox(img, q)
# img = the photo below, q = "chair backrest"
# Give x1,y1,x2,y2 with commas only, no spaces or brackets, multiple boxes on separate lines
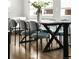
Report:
8,19,17,28
19,20,28,30
8,18,11,20
29,21,39,32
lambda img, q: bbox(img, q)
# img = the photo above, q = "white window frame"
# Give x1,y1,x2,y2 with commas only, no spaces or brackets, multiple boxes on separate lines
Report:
61,0,71,16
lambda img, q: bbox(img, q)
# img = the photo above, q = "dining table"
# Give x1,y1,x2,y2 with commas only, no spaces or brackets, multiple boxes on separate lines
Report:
40,20,71,59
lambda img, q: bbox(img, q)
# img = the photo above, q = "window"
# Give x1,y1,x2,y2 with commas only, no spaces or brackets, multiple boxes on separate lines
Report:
29,0,53,17
61,0,71,16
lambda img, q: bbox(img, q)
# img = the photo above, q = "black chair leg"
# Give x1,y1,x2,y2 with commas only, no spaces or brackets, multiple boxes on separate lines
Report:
40,39,42,50
15,28,16,46
36,38,38,59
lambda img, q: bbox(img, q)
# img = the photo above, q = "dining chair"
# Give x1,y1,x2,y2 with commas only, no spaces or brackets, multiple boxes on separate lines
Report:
8,19,18,45
19,20,30,42
29,21,50,50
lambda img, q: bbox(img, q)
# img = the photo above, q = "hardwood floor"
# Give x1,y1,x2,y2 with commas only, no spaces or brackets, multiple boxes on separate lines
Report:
10,34,71,59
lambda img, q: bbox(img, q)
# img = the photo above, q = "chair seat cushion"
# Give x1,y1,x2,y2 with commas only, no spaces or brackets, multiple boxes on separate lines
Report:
21,30,30,35
31,32,50,39
12,28,23,34
21,30,39,35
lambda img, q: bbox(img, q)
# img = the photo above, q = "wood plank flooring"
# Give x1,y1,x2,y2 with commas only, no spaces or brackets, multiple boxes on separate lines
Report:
10,34,71,59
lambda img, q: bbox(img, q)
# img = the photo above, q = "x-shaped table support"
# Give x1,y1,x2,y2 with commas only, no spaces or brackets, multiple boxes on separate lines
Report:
43,24,63,52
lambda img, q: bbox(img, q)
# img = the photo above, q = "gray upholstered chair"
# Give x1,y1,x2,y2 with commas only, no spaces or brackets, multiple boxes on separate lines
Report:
8,19,18,45
29,21,50,50
18,20,30,43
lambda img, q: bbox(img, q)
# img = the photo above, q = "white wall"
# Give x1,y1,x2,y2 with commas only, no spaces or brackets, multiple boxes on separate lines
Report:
24,0,30,19
8,0,24,18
